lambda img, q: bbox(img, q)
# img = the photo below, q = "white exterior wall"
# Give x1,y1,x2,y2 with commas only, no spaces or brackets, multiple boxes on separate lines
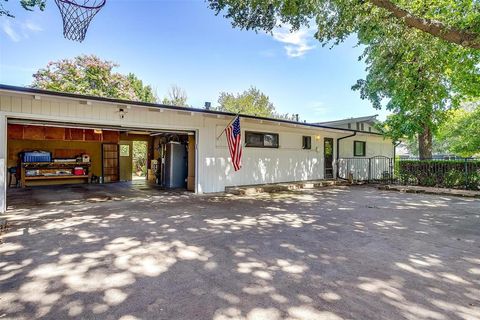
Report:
337,134,394,180
338,134,394,158
0,90,393,212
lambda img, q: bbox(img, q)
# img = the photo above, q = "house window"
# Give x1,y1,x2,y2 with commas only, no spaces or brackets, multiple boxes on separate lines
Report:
356,122,360,130
302,136,311,149
369,126,372,132
354,141,366,157
347,123,351,129
361,123,365,131
245,131,279,148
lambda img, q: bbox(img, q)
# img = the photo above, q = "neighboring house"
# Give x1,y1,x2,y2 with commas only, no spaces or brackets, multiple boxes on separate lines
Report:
315,115,380,133
0,85,394,212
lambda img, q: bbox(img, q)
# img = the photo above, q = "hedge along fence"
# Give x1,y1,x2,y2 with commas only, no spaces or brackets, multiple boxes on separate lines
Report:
397,159,480,190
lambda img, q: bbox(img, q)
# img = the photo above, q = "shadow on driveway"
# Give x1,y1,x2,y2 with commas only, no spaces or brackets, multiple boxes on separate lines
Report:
1,185,480,319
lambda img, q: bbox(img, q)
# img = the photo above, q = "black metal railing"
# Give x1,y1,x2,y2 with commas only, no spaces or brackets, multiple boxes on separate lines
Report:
337,157,480,190
396,158,480,190
337,156,393,183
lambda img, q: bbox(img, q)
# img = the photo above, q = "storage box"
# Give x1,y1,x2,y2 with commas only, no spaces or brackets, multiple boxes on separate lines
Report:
21,151,51,163
73,167,85,176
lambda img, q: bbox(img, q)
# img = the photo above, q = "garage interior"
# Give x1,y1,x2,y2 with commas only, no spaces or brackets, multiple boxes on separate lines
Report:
6,119,196,193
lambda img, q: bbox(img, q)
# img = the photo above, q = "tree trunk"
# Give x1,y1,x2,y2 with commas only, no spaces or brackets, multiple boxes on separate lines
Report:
418,124,432,160
369,0,480,49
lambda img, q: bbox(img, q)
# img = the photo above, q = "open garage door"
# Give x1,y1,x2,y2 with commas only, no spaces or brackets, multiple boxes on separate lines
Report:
5,118,197,208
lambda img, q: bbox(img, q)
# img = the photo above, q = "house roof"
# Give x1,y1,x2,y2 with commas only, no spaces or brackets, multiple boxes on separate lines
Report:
0,84,383,135
315,114,379,126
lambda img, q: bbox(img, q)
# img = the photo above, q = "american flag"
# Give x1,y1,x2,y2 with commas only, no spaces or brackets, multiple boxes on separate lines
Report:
225,116,242,171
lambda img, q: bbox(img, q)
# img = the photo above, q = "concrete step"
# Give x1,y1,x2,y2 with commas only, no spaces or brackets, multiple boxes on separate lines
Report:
225,180,349,195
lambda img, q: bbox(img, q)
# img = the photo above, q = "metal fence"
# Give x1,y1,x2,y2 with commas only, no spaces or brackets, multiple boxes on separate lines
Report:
337,157,480,190
396,158,480,190
337,156,393,183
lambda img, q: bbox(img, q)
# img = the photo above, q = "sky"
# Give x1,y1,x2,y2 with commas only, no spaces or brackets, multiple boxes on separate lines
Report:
0,0,390,123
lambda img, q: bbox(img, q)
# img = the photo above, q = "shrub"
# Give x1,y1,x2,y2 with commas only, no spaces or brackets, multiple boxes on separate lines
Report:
397,159,480,190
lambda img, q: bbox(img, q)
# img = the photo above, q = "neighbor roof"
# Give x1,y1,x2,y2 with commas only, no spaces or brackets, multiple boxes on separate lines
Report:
0,84,382,135
315,114,379,126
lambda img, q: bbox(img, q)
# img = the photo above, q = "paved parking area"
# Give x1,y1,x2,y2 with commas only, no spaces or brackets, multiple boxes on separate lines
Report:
1,184,479,320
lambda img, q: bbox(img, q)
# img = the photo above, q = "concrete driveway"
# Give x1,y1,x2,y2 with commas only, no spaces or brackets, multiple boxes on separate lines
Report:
1,184,479,320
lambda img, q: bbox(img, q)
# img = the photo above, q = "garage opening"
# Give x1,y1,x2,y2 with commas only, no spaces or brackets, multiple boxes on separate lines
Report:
6,119,196,198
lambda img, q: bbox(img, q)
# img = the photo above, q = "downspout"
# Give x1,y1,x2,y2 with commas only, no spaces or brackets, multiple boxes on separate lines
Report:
336,131,357,179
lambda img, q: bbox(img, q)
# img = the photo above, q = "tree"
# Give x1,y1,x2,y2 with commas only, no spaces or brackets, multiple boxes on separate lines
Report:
162,85,189,107
215,86,297,120
208,0,480,49
32,55,157,103
127,74,158,104
437,103,480,157
1,0,45,17
208,0,480,158
216,86,275,117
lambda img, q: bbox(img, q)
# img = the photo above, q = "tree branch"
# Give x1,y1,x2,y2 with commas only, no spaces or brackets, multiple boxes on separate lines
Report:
369,0,480,49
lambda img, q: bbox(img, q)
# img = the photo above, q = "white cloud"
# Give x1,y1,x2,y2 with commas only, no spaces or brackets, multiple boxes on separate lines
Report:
2,19,43,42
271,26,316,58
2,20,21,42
24,21,43,32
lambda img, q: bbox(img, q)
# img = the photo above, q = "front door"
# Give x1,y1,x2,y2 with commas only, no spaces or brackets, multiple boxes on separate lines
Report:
324,138,334,179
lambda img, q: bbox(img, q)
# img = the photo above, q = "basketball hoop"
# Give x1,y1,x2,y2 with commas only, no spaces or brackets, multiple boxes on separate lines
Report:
55,0,106,42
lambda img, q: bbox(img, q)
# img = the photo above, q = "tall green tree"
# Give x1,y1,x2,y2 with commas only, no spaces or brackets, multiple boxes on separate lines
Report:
32,55,157,103
208,1,480,49
208,0,480,158
437,103,480,157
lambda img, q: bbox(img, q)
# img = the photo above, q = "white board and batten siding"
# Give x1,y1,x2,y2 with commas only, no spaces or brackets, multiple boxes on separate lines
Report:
0,89,394,212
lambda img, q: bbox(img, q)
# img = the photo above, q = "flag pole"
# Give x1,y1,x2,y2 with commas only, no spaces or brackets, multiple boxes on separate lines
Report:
216,114,240,140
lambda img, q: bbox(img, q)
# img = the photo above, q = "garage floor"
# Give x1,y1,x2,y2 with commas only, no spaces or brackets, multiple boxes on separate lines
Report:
1,185,479,320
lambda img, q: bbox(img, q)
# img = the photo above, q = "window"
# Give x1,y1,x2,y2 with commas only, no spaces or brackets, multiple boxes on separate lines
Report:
347,123,351,129
245,131,279,148
120,145,130,157
361,123,365,131
368,126,372,132
354,141,366,157
356,122,360,130
302,136,311,149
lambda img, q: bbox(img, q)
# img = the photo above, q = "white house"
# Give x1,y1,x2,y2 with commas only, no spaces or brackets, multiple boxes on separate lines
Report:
0,85,394,212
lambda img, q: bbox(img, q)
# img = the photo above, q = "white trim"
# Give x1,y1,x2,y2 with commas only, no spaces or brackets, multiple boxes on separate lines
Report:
0,113,7,213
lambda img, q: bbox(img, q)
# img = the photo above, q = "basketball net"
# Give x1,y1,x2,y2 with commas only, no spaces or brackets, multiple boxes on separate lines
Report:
55,0,106,42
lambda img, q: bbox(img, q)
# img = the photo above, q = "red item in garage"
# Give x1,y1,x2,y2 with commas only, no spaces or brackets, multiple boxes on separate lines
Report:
74,167,85,176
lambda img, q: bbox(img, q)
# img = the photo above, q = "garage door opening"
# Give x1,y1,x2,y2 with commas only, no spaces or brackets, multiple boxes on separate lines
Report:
132,141,148,182
6,119,196,204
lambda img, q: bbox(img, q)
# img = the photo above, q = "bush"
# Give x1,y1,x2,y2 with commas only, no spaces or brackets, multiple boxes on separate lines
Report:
397,159,480,190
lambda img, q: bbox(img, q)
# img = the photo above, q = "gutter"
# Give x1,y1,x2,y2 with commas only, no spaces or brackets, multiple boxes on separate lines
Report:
336,131,357,178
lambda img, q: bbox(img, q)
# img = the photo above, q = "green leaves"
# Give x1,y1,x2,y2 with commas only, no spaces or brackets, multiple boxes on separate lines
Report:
31,55,158,103
215,86,297,120
1,0,46,17
216,86,276,117
437,103,480,157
